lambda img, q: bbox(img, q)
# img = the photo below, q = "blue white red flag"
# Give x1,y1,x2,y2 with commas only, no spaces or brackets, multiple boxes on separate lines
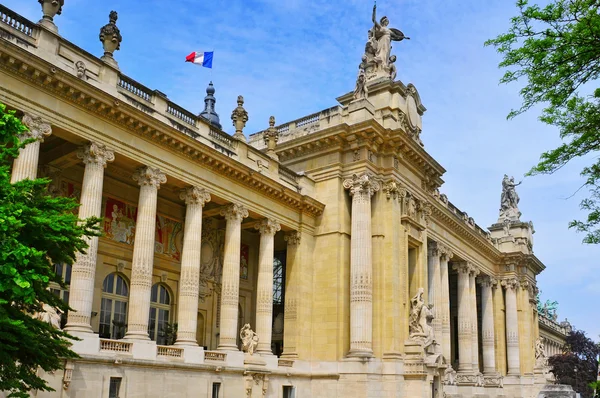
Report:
185,51,213,68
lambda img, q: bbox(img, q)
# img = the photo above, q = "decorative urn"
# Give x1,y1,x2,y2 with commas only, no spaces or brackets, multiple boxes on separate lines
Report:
38,0,64,30
99,11,122,65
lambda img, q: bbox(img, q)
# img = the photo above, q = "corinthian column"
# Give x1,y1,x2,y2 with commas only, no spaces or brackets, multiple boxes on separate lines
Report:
503,278,521,375
124,166,166,340
65,142,114,333
479,276,497,375
469,265,480,373
11,113,52,182
175,187,211,346
281,231,300,358
217,203,249,351
453,262,472,373
440,246,453,363
343,173,380,358
254,218,281,355
427,243,443,354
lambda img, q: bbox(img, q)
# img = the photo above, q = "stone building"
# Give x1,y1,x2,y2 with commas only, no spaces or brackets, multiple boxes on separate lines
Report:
0,3,562,397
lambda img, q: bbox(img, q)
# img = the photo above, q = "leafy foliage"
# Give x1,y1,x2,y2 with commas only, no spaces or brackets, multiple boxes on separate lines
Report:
0,103,100,397
486,0,600,243
548,330,600,398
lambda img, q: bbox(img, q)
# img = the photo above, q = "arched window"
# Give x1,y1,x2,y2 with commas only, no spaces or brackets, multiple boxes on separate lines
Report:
148,283,171,345
99,273,128,339
273,258,284,305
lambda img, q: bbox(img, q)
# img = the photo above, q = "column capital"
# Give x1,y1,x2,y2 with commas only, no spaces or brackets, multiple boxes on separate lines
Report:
132,166,166,188
180,186,211,206
255,218,281,236
477,275,498,288
220,203,249,222
468,264,480,277
452,261,471,274
501,277,520,291
22,113,52,142
343,173,380,197
284,231,301,246
428,241,441,257
76,142,115,167
439,243,454,261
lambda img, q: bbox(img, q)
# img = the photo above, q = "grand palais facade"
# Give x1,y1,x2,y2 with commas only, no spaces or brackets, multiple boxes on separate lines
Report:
0,3,572,397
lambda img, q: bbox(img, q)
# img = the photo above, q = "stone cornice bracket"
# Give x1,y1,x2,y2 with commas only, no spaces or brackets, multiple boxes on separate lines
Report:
383,179,401,200
21,113,52,142
231,95,248,142
132,166,167,189
343,173,381,197
76,142,115,167
284,231,301,246
220,203,249,222
501,278,520,291
422,201,433,226
179,186,211,206
254,218,281,236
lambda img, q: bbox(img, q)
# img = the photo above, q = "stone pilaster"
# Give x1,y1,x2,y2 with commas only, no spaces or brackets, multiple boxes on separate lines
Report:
427,243,443,354
217,203,249,351
175,187,211,346
479,276,498,375
281,231,301,358
254,218,281,355
502,278,521,375
124,166,166,340
453,262,472,373
11,113,52,183
469,265,480,373
343,173,380,358
65,143,114,332
440,246,453,363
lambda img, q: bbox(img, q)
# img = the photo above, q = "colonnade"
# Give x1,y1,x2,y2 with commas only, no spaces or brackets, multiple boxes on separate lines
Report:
12,113,289,353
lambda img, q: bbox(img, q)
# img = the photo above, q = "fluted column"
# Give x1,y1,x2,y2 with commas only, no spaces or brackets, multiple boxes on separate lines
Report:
281,231,300,358
503,278,521,375
175,187,211,346
469,265,480,373
217,203,249,351
11,113,52,182
124,166,166,340
343,173,380,358
255,218,281,355
440,246,453,363
427,243,443,354
65,143,114,332
453,262,472,373
479,276,498,374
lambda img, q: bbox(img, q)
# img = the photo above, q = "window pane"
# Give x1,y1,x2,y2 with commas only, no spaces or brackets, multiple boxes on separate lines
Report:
160,286,170,305
109,377,121,398
148,307,157,341
115,275,127,297
64,264,72,285
62,290,69,304
99,298,112,339
51,288,61,297
157,309,169,345
151,284,158,303
54,263,63,279
103,274,114,293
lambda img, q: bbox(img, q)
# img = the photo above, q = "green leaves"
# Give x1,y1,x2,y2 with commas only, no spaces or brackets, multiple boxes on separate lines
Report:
487,0,600,243
0,104,99,396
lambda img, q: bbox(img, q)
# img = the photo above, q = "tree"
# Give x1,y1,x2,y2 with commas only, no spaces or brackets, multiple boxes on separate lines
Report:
0,103,100,397
548,330,600,398
486,0,600,243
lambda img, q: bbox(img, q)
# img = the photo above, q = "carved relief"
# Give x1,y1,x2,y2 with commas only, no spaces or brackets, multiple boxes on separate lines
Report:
77,142,115,167
21,113,52,141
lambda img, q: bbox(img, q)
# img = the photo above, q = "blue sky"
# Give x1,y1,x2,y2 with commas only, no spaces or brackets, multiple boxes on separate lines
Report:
5,0,598,339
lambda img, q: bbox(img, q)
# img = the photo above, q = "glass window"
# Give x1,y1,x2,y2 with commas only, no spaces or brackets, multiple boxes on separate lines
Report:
212,382,221,398
108,377,122,398
149,284,171,345
99,273,129,339
283,386,295,398
273,258,284,305
51,263,72,304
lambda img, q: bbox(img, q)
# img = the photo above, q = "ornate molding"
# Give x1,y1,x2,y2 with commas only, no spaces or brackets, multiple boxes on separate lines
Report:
179,186,211,207
21,113,52,141
343,173,381,197
501,277,520,291
284,231,301,246
76,142,115,167
132,166,166,189
254,218,281,235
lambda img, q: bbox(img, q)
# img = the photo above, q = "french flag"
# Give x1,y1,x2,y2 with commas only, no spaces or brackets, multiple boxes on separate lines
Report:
185,51,213,68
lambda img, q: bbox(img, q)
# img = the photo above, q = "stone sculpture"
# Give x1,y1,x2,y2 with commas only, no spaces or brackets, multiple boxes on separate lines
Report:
240,323,259,355
39,0,64,28
231,95,248,142
75,61,86,80
409,288,436,353
499,174,522,222
535,337,548,368
99,11,122,66
34,303,63,329
353,69,368,100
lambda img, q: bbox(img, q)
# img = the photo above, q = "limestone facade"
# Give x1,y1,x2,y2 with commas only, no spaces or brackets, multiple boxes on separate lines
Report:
0,4,562,397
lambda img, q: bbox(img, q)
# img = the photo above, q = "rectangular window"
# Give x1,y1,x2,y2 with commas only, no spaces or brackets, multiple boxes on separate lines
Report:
283,385,295,398
108,377,121,398
211,382,221,398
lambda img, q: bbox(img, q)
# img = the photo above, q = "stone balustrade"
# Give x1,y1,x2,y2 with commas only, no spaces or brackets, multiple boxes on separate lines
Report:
204,351,227,362
99,339,132,353
157,346,184,359
0,4,35,38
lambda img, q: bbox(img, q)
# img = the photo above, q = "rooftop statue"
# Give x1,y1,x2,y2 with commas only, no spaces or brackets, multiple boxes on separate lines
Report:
498,174,522,222
354,3,409,99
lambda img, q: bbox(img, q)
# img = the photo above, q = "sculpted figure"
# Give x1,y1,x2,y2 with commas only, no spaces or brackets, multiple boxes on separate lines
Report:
499,174,522,221
353,69,368,100
386,55,397,81
535,337,548,367
409,288,425,336
421,303,435,353
240,323,259,355
371,4,409,70
34,303,63,329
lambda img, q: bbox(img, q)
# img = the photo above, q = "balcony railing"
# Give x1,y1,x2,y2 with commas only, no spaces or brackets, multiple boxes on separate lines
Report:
204,351,227,362
167,101,196,126
157,345,184,359
279,165,299,185
0,5,35,37
99,339,132,353
209,128,237,150
117,75,153,102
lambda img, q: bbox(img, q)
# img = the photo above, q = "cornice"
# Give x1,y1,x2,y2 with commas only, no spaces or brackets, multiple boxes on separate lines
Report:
0,39,325,218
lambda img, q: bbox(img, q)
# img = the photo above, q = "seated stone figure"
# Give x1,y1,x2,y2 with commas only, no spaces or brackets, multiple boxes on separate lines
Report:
240,323,259,355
